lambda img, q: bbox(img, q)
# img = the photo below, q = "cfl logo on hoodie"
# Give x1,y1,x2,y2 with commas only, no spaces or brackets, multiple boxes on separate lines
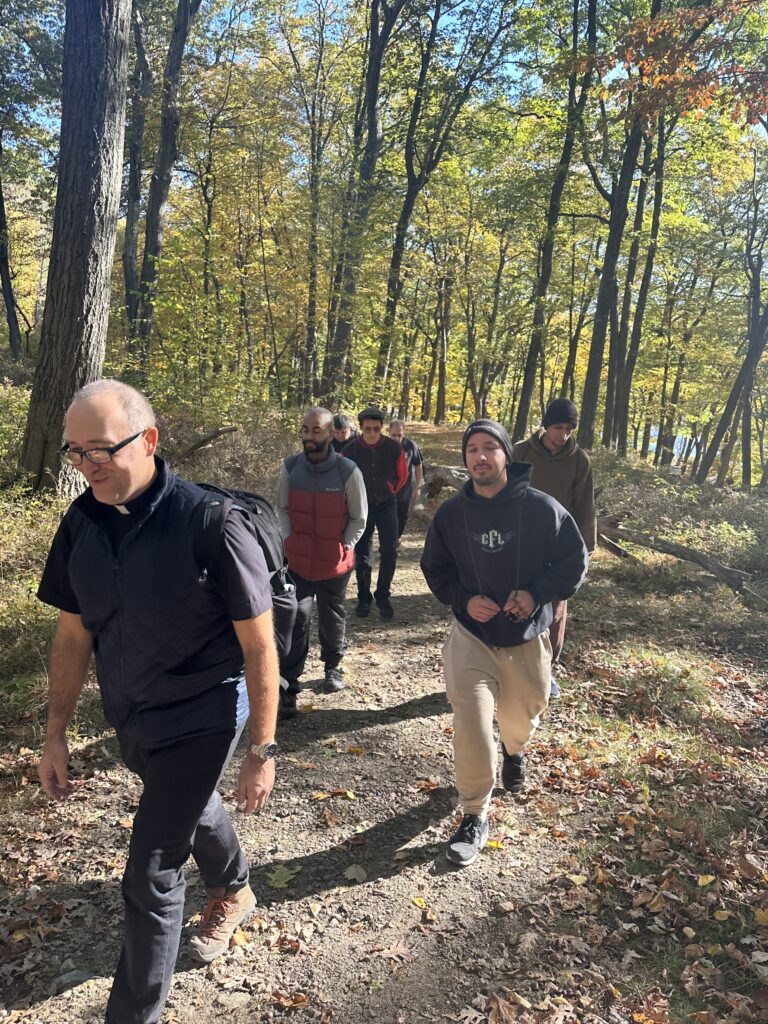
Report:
473,529,515,553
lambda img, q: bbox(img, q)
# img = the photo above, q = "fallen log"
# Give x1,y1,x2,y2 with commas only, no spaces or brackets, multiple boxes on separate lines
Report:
598,521,768,611
169,426,239,466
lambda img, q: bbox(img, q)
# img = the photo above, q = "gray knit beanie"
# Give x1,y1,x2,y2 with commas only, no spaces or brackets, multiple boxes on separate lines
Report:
461,419,514,466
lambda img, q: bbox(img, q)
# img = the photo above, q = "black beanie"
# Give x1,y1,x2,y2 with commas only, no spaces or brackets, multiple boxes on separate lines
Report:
542,398,578,429
358,405,385,425
461,419,514,466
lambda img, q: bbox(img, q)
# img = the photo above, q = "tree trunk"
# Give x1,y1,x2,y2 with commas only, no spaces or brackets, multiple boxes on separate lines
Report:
320,0,408,403
0,136,24,361
578,114,647,450
660,350,685,467
131,0,203,372
513,0,596,440
696,320,768,483
21,0,131,489
616,111,667,455
122,6,152,334
640,405,653,461
742,370,754,491
601,288,621,446
434,274,453,425
608,133,652,446
716,415,740,487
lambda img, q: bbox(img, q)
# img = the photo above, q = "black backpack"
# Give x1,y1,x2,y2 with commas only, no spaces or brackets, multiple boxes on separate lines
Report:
194,483,290,595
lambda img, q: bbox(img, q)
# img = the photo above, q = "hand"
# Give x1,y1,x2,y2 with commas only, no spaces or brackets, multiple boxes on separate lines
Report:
467,595,501,622
503,589,535,620
236,754,275,814
38,735,72,802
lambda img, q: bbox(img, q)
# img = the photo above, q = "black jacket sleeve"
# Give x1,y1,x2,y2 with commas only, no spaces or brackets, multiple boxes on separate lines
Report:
420,511,475,616
526,510,588,607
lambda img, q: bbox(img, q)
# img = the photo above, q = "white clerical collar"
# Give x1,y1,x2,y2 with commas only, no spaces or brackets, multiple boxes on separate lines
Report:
115,504,131,515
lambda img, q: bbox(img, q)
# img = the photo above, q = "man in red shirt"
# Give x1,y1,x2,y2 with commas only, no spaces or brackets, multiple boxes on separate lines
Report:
341,406,408,619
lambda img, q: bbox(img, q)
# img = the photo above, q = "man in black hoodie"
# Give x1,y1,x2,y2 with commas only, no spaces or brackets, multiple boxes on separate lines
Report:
421,420,587,867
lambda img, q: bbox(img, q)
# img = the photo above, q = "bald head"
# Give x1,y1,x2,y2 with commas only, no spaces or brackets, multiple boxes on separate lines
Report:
301,406,334,461
303,406,333,431
63,379,159,505
68,379,156,431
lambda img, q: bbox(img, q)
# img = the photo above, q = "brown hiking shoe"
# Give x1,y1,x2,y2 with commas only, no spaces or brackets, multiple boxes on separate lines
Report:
188,885,257,964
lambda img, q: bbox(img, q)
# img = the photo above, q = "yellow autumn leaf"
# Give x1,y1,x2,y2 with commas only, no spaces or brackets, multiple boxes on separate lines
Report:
311,791,330,801
754,909,768,926
567,874,588,885
487,840,505,850
230,927,249,947
698,875,716,887
682,927,696,939
648,892,667,913
713,910,733,921
412,897,427,909
346,746,364,755
594,866,607,884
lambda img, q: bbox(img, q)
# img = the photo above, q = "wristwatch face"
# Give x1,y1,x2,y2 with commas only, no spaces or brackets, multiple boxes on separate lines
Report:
250,741,278,760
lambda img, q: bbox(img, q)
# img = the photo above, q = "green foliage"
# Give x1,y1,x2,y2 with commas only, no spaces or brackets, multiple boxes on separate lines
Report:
0,379,31,485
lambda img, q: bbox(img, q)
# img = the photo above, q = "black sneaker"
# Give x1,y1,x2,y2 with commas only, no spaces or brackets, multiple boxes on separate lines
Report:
279,688,298,720
376,597,394,619
356,600,371,617
318,667,345,693
445,814,489,867
501,745,525,795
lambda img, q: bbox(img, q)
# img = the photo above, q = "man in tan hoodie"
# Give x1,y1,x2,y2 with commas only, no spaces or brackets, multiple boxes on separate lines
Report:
513,399,595,693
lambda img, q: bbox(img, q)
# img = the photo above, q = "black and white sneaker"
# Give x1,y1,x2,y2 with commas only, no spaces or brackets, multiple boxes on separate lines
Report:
445,814,489,867
501,745,525,795
318,667,345,693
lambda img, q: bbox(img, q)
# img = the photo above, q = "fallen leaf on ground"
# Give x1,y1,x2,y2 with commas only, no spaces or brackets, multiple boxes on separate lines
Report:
344,864,367,883
266,863,302,889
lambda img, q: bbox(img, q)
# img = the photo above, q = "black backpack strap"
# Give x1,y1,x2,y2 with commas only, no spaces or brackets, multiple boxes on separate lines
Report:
193,496,233,576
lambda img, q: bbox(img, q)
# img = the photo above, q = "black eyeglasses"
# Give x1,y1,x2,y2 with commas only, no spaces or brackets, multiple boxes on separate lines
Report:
59,430,147,466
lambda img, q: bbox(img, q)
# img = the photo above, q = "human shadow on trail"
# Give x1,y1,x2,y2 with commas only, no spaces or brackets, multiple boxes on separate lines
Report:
249,785,456,907
277,689,450,750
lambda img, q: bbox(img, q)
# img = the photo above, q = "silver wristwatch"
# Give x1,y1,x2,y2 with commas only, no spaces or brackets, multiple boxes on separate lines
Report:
248,740,278,761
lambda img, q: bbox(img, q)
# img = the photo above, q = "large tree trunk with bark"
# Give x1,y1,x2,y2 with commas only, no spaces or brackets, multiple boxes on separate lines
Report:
21,0,131,490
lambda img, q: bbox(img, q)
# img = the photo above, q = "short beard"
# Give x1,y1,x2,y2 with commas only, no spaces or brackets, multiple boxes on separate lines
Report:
303,439,329,455
471,469,505,489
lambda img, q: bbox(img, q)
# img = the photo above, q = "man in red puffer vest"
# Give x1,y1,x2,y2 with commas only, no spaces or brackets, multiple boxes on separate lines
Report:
276,407,368,717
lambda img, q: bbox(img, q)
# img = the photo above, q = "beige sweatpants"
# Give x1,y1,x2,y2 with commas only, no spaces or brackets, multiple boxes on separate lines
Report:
443,618,552,817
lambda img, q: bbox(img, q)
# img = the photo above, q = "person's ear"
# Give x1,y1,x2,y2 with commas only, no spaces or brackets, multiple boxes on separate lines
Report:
144,426,159,456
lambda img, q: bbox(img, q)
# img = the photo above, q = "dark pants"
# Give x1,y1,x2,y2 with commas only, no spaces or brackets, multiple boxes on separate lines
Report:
549,598,568,664
272,582,298,660
106,728,247,1024
396,500,409,539
355,501,398,605
281,569,352,692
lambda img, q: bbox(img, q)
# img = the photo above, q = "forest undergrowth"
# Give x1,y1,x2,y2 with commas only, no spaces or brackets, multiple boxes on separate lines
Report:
0,425,766,1024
